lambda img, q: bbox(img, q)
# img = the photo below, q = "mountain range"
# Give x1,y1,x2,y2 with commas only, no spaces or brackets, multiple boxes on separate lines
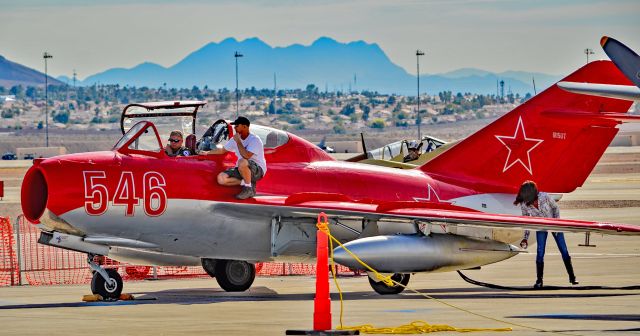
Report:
0,55,63,88
2,37,561,95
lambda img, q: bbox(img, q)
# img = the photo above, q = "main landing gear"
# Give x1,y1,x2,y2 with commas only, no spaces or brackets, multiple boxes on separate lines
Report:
201,258,256,292
88,254,123,299
368,273,411,295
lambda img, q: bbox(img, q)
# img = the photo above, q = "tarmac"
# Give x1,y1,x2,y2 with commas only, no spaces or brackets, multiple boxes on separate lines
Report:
1,150,640,335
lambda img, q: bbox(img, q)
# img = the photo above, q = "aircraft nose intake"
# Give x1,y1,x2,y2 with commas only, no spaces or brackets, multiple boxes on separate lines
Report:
21,166,48,223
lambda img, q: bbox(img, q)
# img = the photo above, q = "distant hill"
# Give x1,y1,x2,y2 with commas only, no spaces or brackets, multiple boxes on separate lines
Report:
0,55,64,87
82,37,559,95
2,38,561,95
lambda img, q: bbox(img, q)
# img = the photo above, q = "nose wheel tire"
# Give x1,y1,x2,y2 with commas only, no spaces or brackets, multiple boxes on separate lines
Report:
368,273,410,295
91,268,123,299
215,260,256,292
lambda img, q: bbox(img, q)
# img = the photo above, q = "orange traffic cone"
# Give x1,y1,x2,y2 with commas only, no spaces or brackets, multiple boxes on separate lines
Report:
286,213,358,335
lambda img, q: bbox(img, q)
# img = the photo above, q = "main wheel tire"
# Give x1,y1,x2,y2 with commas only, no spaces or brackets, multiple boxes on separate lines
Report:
201,258,217,278
368,273,410,295
215,260,256,292
91,268,123,299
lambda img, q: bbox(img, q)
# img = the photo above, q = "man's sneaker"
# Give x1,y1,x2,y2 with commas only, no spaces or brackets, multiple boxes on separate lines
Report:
236,186,256,200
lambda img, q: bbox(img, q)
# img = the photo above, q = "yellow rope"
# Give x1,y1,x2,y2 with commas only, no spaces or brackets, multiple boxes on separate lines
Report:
316,219,582,335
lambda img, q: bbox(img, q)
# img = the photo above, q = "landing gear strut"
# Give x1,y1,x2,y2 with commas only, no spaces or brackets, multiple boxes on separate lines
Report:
368,273,410,295
88,254,123,299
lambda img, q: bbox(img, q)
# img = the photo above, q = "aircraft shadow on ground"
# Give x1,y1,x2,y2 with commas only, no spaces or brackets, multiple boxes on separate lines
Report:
0,286,638,310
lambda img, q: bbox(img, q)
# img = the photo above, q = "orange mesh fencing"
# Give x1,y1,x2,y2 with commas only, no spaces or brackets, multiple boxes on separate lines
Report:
0,217,18,286
10,215,360,286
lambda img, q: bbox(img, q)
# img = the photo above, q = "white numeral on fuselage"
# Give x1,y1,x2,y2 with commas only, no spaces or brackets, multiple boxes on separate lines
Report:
83,171,167,217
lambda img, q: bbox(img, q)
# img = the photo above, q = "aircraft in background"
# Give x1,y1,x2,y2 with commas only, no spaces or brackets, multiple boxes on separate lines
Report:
21,59,640,299
356,135,450,169
317,136,335,153
558,36,640,103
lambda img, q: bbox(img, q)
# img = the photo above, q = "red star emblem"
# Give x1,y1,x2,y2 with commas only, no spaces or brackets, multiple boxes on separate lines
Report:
495,116,543,174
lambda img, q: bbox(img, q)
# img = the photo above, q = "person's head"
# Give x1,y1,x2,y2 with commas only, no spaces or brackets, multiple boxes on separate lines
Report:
408,140,420,152
168,130,183,150
406,140,421,158
231,116,250,136
514,180,539,206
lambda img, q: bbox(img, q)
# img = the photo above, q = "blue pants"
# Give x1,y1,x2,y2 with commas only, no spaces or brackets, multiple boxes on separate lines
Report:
536,231,571,264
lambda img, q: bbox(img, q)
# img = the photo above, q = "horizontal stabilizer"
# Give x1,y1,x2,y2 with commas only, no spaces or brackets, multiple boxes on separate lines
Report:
541,109,640,123
601,36,640,88
557,81,640,101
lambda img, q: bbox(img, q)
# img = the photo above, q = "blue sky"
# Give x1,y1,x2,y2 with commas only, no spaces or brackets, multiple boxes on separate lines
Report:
1,0,638,80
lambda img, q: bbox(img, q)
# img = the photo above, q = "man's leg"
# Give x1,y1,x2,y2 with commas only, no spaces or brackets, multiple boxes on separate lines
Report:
237,159,252,186
217,170,242,186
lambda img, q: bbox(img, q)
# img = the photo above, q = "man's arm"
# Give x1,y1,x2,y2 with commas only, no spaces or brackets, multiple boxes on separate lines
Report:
201,147,228,155
234,134,254,160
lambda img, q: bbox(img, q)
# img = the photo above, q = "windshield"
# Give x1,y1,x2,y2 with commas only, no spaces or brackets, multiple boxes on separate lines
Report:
113,121,146,150
368,140,403,160
367,136,447,160
114,121,162,154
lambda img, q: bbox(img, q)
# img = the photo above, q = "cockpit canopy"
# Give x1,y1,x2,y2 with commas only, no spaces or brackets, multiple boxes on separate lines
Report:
115,100,290,158
121,100,205,139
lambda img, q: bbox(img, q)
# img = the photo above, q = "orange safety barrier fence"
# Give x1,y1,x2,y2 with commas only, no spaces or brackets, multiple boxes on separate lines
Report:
1,215,360,287
0,217,18,286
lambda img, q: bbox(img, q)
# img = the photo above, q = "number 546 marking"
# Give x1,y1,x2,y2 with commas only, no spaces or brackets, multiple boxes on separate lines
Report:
83,171,167,217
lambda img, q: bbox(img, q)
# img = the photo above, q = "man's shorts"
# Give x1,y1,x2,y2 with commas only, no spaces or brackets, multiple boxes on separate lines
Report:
223,160,264,183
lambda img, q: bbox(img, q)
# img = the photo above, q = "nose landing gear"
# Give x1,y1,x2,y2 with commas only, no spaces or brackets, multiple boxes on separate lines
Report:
88,254,123,299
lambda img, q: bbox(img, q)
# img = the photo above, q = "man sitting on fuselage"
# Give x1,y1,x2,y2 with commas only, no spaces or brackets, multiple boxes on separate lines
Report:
203,116,266,199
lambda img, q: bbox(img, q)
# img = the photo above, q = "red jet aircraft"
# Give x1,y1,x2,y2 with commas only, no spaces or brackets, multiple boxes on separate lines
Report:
21,60,640,299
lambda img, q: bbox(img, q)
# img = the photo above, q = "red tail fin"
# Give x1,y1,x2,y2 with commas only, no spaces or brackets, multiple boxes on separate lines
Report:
420,61,634,193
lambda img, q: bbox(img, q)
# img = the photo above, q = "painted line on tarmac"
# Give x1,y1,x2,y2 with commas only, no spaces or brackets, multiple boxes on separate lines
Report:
521,253,640,258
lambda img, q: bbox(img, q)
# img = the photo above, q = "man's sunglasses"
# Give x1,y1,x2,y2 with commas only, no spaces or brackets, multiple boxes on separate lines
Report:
168,138,182,143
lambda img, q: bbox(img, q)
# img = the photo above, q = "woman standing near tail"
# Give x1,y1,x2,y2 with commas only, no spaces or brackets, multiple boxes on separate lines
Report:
515,181,579,288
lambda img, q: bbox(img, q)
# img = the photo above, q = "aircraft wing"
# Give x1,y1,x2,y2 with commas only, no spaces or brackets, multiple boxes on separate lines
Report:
557,81,640,101
221,194,640,235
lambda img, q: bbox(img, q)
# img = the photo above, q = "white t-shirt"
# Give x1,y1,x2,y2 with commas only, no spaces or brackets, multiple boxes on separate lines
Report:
224,133,267,174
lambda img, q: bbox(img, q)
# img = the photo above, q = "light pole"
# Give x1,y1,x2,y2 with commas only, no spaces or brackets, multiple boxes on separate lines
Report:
584,48,594,65
416,49,425,139
234,51,243,118
43,52,53,147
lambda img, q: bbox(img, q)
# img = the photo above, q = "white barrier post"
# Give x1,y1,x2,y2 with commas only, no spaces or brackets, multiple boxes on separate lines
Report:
14,215,23,286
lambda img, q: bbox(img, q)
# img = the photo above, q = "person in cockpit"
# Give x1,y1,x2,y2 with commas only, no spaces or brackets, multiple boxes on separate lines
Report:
165,130,191,157
403,140,422,163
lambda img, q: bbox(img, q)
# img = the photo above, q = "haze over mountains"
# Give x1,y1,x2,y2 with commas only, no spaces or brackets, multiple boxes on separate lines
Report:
4,37,561,95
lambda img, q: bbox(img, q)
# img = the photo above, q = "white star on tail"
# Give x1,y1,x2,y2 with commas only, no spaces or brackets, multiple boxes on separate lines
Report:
495,116,543,175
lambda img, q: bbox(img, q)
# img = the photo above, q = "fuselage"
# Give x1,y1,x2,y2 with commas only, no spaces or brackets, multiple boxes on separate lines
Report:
21,129,519,264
